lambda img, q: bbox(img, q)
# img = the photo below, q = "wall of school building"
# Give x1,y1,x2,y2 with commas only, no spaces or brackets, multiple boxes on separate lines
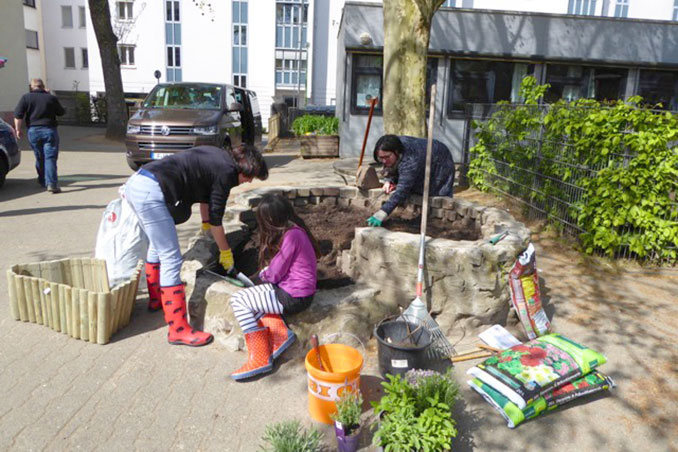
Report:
336,3,678,162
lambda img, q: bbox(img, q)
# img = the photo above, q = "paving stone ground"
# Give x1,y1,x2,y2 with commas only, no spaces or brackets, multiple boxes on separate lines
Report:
0,127,676,451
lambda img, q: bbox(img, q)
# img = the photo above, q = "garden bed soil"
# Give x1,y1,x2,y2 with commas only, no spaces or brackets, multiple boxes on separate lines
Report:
233,203,480,290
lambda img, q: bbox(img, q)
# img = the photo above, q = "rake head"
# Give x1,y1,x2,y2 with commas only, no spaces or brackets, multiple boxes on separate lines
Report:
400,297,455,358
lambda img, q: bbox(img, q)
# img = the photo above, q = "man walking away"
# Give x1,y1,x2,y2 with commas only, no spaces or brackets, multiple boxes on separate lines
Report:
14,79,66,193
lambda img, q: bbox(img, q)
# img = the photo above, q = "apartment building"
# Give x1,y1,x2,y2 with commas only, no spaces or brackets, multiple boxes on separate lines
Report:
11,0,678,127
337,1,678,159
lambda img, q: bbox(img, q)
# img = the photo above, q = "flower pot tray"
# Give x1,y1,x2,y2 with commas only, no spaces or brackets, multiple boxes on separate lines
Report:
6,257,142,344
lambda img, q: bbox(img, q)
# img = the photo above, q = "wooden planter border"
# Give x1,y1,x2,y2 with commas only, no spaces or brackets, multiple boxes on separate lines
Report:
6,258,142,344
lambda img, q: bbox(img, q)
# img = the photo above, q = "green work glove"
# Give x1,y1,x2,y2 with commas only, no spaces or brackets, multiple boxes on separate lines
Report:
219,248,234,272
367,210,387,227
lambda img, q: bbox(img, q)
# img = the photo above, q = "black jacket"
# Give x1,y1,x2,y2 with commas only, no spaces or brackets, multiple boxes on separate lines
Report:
14,89,65,128
381,136,455,216
144,146,240,225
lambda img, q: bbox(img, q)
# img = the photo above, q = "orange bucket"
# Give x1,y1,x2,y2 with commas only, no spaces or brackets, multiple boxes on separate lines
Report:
304,343,363,424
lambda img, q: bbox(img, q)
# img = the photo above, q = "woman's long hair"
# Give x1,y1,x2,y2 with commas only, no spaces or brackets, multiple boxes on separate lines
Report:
255,193,320,267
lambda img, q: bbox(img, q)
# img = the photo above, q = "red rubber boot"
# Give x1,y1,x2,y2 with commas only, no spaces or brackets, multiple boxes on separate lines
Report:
231,328,273,381
259,314,296,360
160,284,213,346
145,262,162,312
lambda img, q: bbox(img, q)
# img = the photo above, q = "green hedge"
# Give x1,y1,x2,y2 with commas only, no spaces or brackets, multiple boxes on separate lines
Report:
469,76,678,261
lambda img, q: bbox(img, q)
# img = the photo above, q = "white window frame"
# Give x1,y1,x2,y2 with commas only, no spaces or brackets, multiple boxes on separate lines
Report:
166,0,180,22
116,1,134,21
118,44,136,66
79,6,87,28
166,45,181,68
64,47,76,69
614,0,629,18
62,5,73,28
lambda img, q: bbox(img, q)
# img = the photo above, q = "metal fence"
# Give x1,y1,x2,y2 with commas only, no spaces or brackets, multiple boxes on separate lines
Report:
461,103,678,263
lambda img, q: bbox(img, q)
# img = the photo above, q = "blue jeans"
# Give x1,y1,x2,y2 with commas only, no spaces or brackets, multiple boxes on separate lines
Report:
124,171,183,287
27,126,59,187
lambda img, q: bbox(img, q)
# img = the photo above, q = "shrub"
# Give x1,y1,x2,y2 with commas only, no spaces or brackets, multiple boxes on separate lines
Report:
372,370,459,452
292,115,339,136
259,419,324,452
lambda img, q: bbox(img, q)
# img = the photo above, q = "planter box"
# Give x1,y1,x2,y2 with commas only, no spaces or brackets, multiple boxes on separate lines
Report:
6,258,142,344
300,135,339,158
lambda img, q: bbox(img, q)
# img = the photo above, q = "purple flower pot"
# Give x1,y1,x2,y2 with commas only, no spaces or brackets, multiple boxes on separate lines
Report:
335,422,361,452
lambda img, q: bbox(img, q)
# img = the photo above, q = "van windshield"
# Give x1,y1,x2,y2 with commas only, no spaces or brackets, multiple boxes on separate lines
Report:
143,84,222,110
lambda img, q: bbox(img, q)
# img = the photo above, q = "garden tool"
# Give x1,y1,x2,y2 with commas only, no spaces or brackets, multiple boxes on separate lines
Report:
355,97,382,190
399,84,455,358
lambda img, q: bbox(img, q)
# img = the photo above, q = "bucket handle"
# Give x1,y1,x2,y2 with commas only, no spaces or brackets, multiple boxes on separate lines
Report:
320,332,366,359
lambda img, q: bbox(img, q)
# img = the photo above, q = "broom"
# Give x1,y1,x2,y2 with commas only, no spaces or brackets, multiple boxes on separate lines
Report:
399,83,455,358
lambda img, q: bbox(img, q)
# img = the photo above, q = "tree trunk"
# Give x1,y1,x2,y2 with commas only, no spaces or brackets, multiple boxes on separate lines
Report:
382,0,443,137
88,0,127,140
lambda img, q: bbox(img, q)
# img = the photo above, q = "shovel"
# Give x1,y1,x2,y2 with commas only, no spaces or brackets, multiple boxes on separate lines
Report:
355,97,382,190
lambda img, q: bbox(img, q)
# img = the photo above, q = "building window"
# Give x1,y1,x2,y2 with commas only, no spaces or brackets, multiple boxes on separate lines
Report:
166,0,180,22
674,0,678,21
167,46,181,67
26,30,39,49
62,6,73,28
64,47,76,68
637,70,678,111
350,54,382,114
82,48,89,68
117,1,134,20
23,0,36,8
614,0,629,17
275,2,308,49
447,60,522,116
233,1,248,88
79,6,87,27
568,0,597,15
118,45,136,66
275,58,306,86
544,64,627,103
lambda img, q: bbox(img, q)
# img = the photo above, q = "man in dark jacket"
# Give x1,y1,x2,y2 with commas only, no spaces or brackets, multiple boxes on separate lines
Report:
14,79,66,193
367,134,455,226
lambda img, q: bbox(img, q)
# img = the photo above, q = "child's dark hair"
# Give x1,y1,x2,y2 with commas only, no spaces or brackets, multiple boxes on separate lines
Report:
229,143,269,180
255,193,320,267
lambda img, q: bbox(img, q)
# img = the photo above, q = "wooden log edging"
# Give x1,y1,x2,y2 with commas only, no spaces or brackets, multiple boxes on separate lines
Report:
6,258,142,344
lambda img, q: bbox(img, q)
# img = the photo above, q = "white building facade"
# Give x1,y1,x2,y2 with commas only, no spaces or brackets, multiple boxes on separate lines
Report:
10,0,678,125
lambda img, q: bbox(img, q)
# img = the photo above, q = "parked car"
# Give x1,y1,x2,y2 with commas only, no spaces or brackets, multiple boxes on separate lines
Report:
0,118,21,188
125,82,262,170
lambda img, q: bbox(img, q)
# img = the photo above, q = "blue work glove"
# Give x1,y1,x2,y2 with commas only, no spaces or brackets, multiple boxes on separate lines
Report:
366,210,387,227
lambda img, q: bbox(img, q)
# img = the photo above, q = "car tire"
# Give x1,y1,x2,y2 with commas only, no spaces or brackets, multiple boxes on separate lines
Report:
127,157,142,171
0,156,8,188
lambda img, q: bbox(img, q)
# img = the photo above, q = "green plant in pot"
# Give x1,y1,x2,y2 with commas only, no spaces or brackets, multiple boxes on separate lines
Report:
330,390,364,452
372,369,459,452
258,419,324,452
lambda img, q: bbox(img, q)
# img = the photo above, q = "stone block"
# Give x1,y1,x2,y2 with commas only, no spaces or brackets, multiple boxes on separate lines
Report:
339,187,358,198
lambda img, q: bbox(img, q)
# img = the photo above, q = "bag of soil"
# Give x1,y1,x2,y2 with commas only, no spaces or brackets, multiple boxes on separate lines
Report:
468,371,615,428
467,333,607,409
508,243,550,339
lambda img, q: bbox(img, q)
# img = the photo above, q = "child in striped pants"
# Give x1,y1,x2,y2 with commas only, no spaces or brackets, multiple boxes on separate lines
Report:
230,194,319,381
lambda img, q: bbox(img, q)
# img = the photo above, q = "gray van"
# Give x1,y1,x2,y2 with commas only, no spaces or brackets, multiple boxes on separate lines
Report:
125,82,261,170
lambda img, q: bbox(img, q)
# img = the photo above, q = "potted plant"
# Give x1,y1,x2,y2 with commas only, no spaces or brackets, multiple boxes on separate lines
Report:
292,115,340,158
330,390,364,452
371,369,459,452
259,419,324,452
